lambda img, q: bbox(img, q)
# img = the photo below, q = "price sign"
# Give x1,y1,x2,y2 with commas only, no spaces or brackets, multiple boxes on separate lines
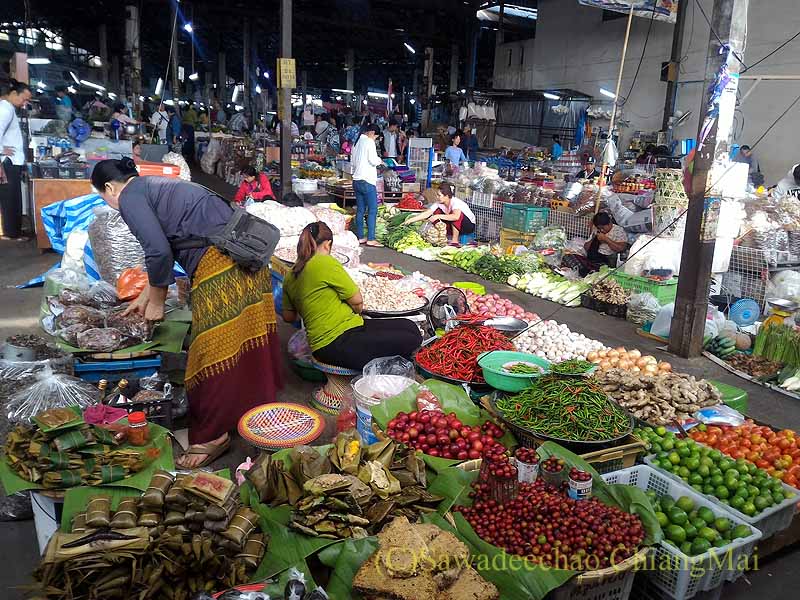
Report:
277,58,296,89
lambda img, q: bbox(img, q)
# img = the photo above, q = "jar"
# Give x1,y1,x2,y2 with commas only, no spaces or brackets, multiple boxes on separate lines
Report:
127,411,150,446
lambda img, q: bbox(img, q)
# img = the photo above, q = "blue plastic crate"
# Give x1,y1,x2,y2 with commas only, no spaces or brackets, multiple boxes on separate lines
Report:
73,357,162,383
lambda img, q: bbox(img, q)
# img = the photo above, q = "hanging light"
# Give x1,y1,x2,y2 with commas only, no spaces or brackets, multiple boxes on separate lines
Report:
404,42,416,54
232,85,241,103
183,23,193,33
69,71,80,84
255,84,262,94
27,58,50,65
67,86,77,94
600,88,617,99
155,78,164,96
543,92,560,100
80,80,106,90
189,72,199,81
410,99,416,105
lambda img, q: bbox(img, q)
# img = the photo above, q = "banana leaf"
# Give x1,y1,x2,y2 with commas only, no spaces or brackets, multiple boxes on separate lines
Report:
260,559,318,598
0,421,174,495
370,379,517,472
317,536,380,600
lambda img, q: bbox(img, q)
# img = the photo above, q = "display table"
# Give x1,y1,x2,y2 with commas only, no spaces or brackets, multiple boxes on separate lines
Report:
31,178,93,250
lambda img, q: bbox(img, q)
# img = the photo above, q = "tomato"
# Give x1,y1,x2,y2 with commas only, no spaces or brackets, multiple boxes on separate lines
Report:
707,426,723,437
731,449,747,459
756,459,771,469
705,433,719,446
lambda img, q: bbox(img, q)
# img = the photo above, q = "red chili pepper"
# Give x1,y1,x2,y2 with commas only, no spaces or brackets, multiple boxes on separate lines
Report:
417,325,512,382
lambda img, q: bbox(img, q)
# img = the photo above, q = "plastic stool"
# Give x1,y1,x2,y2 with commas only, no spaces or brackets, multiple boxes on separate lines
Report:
459,232,477,245
309,358,359,415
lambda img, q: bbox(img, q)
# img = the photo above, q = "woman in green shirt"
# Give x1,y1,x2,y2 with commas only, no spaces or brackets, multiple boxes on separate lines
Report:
282,222,422,370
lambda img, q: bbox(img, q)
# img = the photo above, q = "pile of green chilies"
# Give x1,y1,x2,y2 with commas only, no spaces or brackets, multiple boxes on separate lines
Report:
496,376,630,442
503,362,542,375
550,359,594,375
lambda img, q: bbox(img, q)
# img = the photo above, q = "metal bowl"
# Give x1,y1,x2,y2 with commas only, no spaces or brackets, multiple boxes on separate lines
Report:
483,317,528,337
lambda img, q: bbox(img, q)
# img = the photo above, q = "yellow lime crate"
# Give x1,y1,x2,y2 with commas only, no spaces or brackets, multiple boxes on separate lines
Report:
500,227,536,251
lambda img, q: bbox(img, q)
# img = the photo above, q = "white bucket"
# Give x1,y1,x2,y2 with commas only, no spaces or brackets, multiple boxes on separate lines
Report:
352,375,416,444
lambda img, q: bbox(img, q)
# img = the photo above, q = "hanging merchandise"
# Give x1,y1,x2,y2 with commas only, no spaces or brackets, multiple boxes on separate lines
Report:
87,206,146,285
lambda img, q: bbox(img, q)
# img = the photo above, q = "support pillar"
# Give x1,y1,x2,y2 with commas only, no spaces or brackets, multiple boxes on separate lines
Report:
279,0,293,200
170,1,179,99
124,4,141,107
218,51,227,102
345,48,355,104
668,0,749,358
98,24,109,86
449,43,459,93
662,0,690,131
243,21,251,114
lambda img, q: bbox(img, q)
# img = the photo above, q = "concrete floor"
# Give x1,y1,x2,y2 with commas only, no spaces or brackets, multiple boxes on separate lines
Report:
0,172,797,597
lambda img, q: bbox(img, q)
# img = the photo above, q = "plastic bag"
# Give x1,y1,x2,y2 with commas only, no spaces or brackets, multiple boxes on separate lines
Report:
416,386,440,411
105,308,152,341
87,206,146,285
6,366,98,423
564,237,587,257
626,293,662,325
57,305,106,328
87,280,120,308
363,356,415,379
534,227,567,250
117,266,148,301
650,303,675,339
288,329,312,362
76,327,127,352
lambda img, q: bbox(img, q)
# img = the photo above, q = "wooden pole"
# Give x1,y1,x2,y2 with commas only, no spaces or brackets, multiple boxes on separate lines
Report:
279,0,293,200
594,4,635,214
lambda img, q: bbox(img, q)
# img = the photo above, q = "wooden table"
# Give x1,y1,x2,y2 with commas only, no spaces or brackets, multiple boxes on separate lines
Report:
31,178,93,250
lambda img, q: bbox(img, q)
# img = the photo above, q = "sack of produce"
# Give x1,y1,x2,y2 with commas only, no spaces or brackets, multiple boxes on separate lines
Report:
88,206,146,285
308,205,348,234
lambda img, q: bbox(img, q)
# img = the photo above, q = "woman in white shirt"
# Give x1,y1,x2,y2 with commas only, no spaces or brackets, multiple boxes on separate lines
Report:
404,182,476,246
0,79,32,240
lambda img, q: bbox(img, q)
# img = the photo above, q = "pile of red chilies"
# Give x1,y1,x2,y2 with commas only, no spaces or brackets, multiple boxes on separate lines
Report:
416,325,513,382
397,194,424,210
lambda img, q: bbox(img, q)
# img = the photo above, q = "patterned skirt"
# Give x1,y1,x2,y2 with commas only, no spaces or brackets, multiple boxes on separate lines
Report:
185,248,284,444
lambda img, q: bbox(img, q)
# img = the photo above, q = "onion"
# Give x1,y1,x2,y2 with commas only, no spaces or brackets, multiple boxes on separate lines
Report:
609,357,620,366
599,350,608,358
618,360,632,370
608,350,620,358
643,355,657,364
618,351,629,361
628,349,642,359
636,358,649,368
615,346,626,353
658,362,672,372
587,351,599,362
590,357,602,364
631,366,641,373
644,364,658,375
599,360,611,370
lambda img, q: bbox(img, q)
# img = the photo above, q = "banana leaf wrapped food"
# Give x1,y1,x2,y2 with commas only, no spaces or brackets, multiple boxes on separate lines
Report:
86,495,112,528
220,506,259,547
110,497,139,529
236,533,266,569
184,471,234,506
137,510,162,528
290,444,332,484
245,453,303,506
329,429,361,475
141,470,175,508
52,427,95,453
164,474,191,509
71,512,88,534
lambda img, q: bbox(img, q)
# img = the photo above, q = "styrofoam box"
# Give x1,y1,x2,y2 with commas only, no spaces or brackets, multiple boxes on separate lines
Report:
603,465,762,600
644,455,799,539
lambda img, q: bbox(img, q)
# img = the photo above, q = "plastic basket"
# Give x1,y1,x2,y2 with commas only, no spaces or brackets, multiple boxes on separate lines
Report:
644,456,800,539
73,357,161,383
610,272,679,305
630,576,723,600
502,204,550,233
549,561,640,600
580,439,647,474
603,465,762,600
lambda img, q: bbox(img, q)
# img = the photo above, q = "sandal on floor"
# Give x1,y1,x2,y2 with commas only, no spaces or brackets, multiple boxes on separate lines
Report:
177,436,231,469
365,241,384,247
358,238,368,245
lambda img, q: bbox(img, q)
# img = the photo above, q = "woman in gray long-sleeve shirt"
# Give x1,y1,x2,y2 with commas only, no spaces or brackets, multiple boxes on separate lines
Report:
92,158,284,468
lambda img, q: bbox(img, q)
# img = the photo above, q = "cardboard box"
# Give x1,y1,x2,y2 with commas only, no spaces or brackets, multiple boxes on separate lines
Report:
402,182,420,192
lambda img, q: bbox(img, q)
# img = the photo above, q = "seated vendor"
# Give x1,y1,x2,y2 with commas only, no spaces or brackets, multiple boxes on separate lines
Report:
583,212,627,272
234,165,275,206
281,222,422,371
403,182,476,245
576,156,601,181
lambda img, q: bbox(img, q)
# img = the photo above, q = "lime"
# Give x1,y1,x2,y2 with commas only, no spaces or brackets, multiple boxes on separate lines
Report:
680,541,693,555
668,452,682,465
656,511,669,528
726,478,740,493
651,442,663,453
655,425,667,436
698,507,715,525
678,466,691,479
713,538,728,548
698,526,719,543
730,496,746,511
668,507,689,526
710,474,724,487
725,469,739,480
689,473,704,486
721,458,736,472
699,456,714,468
684,523,698,540
740,472,753,484
660,496,676,512
773,490,786,505
691,484,704,493
732,524,751,539
754,496,771,512
690,538,711,555
691,517,707,530
784,491,796,501
710,467,723,479
697,465,710,478
735,459,750,473
741,501,757,516
748,485,760,498
713,517,732,533
678,446,691,458
703,484,715,496
715,486,730,499
659,459,673,471
685,457,700,471
676,496,695,513
666,524,687,544
662,438,675,451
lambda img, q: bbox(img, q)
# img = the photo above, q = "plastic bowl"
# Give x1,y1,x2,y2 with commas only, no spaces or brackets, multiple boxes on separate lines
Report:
478,350,551,392
483,317,528,337
453,281,486,296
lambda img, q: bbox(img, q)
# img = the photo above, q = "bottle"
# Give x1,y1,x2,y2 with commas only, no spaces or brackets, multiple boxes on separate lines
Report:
126,411,150,446
97,379,108,404
105,379,130,406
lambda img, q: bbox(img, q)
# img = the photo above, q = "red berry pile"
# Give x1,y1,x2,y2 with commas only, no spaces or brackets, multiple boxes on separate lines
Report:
386,410,505,460
541,457,565,473
483,446,517,479
457,480,645,569
514,447,539,464
569,468,592,482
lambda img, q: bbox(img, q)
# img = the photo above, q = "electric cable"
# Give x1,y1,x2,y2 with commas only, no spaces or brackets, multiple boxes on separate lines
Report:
742,28,800,74
620,4,657,108
693,0,748,69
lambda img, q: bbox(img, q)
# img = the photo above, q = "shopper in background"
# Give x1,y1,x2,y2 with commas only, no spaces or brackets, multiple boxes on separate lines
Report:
403,182,476,246
0,79,32,240
359,107,372,127
382,119,401,159
181,104,198,162
576,156,601,180
775,164,800,199
351,124,384,247
111,102,138,125
234,165,275,205
165,106,183,148
281,222,422,370
445,133,468,169
54,85,73,122
461,128,480,161
91,158,284,468
150,102,170,143
733,145,764,187
551,134,563,160
315,113,330,135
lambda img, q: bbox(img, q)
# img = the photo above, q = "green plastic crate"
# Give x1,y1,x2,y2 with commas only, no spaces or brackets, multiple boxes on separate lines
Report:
709,379,748,414
502,204,549,233
610,272,679,305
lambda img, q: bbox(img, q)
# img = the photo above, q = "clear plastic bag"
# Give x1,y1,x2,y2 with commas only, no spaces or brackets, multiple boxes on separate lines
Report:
363,356,415,379
105,308,152,341
6,366,98,423
626,292,662,325
416,385,441,411
288,329,312,362
534,227,567,250
76,327,127,352
87,280,120,308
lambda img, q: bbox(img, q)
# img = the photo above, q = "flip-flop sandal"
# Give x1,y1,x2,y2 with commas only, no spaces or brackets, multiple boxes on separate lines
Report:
358,238,368,245
177,436,231,469
365,241,384,247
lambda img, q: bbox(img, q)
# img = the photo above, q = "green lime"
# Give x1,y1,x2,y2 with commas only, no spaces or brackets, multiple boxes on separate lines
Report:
721,458,736,472
725,469,739,480
666,524,687,544
662,438,675,451
689,473,704,486
669,452,682,465
700,456,714,468
659,459,673,471
698,507,715,525
713,538,728,548
732,524,751,539
678,466,691,479
692,484,704,493
740,473,753,484
773,490,786,505
680,541,693,555
748,485,760,498
710,467,723,479
690,538,711,555
713,517,732,533
730,496,746,511
703,484,715,496
660,496,676,512
656,511,669,528
691,517,707,530
685,457,700,471
754,496,771,512
741,501,757,516
715,486,730,499
698,526,719,543
651,442,663,453
697,465,711,478
678,446,691,458
668,507,689,526
735,459,749,472
784,491,796,501
726,479,740,493
655,426,667,436
710,474,724,487
684,523,698,540
676,496,695,513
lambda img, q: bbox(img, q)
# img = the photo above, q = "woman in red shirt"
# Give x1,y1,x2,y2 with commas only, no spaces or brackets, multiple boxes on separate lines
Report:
234,166,275,205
